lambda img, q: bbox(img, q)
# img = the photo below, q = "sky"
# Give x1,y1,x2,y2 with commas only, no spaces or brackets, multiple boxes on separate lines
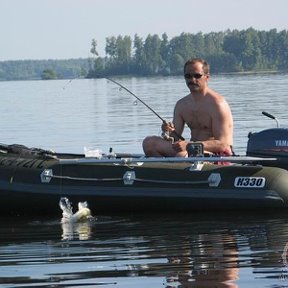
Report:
0,0,287,61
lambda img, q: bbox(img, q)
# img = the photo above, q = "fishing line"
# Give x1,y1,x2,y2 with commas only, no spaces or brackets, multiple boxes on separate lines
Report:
106,78,185,141
62,78,74,90
62,74,83,90
106,78,165,122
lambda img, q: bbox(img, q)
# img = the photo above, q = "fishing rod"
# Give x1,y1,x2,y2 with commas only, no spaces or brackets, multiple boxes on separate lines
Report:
107,78,164,121
106,78,185,141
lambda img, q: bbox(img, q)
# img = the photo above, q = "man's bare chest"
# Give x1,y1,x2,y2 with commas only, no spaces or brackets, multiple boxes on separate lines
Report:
182,108,212,130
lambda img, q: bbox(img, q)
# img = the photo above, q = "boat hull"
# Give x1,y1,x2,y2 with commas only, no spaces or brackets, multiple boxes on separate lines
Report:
1,151,288,215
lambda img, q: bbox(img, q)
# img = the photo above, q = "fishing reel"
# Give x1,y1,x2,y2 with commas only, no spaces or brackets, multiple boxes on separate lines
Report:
162,130,185,143
161,132,175,143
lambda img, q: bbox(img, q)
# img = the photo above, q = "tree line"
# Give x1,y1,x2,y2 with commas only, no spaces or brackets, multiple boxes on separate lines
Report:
0,59,89,81
1,28,287,81
87,28,288,77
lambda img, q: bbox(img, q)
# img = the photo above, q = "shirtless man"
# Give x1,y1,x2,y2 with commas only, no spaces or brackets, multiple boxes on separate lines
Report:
142,58,233,157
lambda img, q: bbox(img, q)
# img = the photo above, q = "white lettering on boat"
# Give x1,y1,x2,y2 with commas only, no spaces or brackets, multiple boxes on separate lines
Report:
234,177,265,188
275,140,288,147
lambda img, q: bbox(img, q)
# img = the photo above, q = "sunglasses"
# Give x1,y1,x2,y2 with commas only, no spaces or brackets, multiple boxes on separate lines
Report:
184,73,204,79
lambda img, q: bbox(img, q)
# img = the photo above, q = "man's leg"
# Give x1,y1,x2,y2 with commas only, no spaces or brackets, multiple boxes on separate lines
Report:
142,136,177,157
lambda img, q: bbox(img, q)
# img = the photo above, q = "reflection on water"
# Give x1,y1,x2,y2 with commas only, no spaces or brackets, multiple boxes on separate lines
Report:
61,219,93,241
1,212,288,287
59,197,95,240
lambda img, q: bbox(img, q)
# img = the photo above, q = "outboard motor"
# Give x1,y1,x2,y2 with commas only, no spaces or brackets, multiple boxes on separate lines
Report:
247,112,288,169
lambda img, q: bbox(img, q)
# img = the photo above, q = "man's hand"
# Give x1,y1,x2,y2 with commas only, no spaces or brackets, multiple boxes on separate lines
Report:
161,121,175,133
161,121,185,142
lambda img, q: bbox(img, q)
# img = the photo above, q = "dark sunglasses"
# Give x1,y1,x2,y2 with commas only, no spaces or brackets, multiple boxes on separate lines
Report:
184,73,204,79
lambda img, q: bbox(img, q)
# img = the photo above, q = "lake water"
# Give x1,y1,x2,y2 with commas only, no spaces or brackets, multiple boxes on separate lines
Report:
1,74,288,287
1,73,287,155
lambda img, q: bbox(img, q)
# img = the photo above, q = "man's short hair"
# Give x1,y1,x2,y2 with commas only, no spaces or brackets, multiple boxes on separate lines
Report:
184,58,210,75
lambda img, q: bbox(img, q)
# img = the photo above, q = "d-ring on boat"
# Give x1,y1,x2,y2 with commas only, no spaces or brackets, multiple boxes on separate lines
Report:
1,111,288,215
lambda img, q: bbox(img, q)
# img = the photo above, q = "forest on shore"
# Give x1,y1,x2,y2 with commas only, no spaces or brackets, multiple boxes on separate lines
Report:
1,28,287,81
0,59,89,81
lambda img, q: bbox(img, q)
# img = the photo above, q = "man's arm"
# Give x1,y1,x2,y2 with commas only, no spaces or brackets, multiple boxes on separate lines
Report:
202,99,233,153
172,101,186,139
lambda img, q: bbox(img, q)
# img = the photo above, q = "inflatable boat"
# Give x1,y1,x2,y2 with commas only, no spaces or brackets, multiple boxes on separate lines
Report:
1,111,288,215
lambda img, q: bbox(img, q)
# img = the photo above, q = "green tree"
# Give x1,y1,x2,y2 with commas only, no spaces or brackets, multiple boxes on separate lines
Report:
192,32,205,57
133,34,145,74
41,68,57,80
160,33,170,74
224,28,264,71
88,38,104,77
116,35,132,72
105,35,132,74
90,38,99,57
168,33,196,72
223,30,245,59
204,32,225,56
277,30,288,69
142,34,163,74
264,29,279,65
169,53,185,74
240,28,262,70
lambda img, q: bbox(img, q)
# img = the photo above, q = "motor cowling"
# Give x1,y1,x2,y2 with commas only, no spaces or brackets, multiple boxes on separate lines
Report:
247,128,288,169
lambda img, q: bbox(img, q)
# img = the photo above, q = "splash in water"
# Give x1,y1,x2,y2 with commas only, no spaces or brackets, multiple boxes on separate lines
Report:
59,197,93,223
59,197,95,240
